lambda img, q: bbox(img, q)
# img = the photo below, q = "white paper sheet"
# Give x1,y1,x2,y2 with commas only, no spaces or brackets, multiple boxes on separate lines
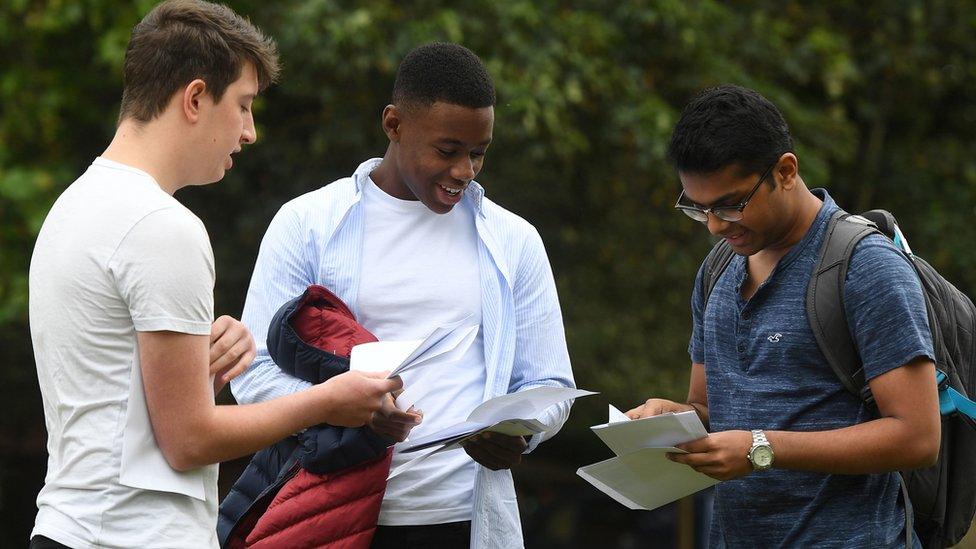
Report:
387,445,443,480
590,409,707,457
391,324,480,412
119,357,207,500
397,387,596,453
577,447,718,511
607,404,631,424
578,405,716,511
349,318,478,381
349,340,420,374
467,386,596,424
396,317,476,374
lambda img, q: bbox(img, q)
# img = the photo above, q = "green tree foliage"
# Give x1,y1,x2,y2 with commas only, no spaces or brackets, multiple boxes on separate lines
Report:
2,0,975,543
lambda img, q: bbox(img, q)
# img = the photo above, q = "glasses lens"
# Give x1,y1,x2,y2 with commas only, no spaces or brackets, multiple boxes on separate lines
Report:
679,208,708,223
714,209,743,223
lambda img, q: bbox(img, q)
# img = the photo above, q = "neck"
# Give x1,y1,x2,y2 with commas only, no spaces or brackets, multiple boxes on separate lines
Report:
756,179,822,263
369,145,414,200
101,117,187,195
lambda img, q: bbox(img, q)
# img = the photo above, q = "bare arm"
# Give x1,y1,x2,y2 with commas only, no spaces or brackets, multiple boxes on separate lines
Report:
767,357,940,473
672,357,941,480
139,330,401,471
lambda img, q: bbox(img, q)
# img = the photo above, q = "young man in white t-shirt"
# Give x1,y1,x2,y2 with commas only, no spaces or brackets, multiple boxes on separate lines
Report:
28,2,401,548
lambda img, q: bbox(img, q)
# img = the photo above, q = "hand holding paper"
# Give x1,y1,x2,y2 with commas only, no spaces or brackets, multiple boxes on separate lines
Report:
462,431,529,471
367,393,423,442
386,386,595,481
577,405,718,511
349,317,480,412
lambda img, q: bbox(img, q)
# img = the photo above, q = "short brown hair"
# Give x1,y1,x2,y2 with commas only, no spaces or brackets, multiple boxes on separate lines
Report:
118,0,279,123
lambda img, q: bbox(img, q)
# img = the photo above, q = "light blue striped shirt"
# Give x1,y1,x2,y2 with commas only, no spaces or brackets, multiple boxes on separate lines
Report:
231,158,575,549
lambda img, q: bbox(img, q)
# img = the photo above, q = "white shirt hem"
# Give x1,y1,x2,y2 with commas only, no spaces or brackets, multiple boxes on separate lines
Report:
377,505,473,526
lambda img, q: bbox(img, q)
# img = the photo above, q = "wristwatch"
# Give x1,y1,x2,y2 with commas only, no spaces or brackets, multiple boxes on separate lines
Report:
747,429,774,471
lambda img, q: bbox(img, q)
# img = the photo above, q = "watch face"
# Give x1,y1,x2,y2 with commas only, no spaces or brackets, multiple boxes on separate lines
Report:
752,446,774,468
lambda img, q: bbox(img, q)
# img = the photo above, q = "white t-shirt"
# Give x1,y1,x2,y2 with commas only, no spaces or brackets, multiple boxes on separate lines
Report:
358,178,486,526
29,158,219,548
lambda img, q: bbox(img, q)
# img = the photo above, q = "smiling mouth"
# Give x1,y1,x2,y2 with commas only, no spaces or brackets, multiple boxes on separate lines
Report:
439,183,462,196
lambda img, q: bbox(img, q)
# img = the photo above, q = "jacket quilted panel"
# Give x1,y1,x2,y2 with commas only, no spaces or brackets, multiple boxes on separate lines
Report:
246,449,394,548
218,285,392,548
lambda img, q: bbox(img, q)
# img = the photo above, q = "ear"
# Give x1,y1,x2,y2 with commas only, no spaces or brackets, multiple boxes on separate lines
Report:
381,104,401,143
181,79,208,123
775,153,799,190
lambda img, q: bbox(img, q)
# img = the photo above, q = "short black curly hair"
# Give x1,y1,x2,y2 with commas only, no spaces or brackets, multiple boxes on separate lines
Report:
667,85,794,177
392,42,495,110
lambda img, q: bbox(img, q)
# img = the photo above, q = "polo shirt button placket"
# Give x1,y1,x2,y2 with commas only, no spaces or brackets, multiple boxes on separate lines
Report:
738,309,750,354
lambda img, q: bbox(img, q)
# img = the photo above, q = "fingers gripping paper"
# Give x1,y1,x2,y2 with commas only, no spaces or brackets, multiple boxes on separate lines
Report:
577,406,718,511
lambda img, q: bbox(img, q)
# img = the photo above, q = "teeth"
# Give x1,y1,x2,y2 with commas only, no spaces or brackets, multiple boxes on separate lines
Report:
440,184,461,196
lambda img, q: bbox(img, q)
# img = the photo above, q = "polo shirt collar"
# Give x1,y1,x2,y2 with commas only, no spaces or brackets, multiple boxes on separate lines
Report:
771,187,838,273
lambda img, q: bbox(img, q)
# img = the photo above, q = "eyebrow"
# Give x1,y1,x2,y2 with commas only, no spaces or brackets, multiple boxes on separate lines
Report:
435,138,493,147
685,189,743,208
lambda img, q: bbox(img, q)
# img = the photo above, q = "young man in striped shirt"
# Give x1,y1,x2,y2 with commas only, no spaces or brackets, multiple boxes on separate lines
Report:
230,43,576,549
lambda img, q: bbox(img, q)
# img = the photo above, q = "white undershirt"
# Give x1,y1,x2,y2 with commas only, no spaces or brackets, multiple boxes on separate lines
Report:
358,177,485,525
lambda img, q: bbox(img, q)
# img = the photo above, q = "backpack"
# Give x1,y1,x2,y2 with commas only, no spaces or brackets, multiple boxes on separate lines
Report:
701,208,976,549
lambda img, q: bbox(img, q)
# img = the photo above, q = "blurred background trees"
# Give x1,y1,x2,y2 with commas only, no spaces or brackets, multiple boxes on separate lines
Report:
2,0,974,546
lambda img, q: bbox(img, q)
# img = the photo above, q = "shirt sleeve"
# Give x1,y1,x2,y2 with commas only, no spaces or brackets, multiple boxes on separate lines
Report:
230,204,315,404
109,207,214,335
507,226,575,452
688,261,707,365
843,234,934,381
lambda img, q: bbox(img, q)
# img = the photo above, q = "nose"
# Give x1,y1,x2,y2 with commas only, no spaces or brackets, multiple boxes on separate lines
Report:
451,157,476,183
705,213,731,236
241,114,257,145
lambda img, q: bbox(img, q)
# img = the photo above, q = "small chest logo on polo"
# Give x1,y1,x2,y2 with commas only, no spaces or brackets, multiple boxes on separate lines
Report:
767,333,782,343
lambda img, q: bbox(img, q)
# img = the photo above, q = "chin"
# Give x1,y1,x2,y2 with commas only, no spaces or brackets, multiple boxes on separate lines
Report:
728,242,759,257
208,168,227,184
426,202,454,215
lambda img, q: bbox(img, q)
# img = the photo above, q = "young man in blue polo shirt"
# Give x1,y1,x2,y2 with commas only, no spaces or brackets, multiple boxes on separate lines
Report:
627,85,940,547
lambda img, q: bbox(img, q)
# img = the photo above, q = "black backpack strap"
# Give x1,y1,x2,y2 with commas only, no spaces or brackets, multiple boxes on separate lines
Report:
702,239,736,305
806,209,881,403
899,473,915,549
811,211,921,549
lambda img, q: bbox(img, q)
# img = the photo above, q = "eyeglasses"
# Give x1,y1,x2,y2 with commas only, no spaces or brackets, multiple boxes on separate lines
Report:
674,161,777,224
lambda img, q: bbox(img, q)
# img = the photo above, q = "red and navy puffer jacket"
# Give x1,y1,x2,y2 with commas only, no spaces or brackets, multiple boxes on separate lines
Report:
218,285,393,548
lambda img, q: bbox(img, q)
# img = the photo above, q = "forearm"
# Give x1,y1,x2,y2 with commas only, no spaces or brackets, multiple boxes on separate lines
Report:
687,362,709,428
768,416,938,475
687,401,709,429
164,385,334,470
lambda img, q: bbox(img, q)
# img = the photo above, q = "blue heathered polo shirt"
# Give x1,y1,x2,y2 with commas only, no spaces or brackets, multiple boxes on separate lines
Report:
689,189,933,548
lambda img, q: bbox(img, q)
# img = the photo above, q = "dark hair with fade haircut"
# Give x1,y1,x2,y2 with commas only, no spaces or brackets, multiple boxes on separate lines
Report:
667,84,794,178
391,42,495,110
118,0,279,123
